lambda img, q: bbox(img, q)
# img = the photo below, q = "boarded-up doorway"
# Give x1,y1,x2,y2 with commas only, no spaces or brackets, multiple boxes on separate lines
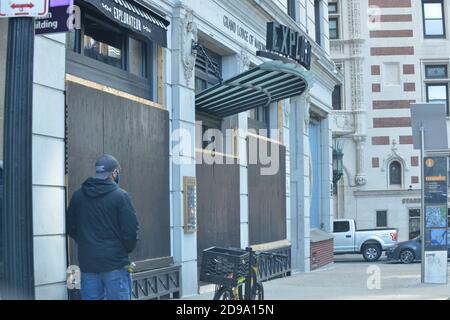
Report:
66,81,170,265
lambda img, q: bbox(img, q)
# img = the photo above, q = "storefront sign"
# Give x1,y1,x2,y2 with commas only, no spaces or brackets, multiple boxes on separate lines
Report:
83,0,169,47
35,0,74,35
223,15,266,51
0,0,49,18
266,21,312,70
183,177,197,234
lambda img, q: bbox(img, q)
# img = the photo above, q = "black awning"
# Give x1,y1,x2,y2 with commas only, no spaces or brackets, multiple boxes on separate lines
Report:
195,60,312,118
83,0,170,47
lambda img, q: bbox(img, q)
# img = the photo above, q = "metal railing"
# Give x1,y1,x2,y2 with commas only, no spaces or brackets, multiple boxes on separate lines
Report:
257,246,291,282
132,265,181,300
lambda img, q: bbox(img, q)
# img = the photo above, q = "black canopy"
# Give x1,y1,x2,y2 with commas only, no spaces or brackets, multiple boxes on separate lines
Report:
83,0,170,47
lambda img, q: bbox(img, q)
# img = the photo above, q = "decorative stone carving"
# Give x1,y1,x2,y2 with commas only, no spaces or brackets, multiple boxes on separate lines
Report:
380,139,410,173
239,49,251,72
353,135,367,186
348,0,361,39
283,103,290,128
180,9,198,87
332,112,355,133
304,98,311,134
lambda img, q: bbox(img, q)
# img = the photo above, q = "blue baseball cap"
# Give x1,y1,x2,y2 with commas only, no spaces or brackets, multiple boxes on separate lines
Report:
95,154,120,179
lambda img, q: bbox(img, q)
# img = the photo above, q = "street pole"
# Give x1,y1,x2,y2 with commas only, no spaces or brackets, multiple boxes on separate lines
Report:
420,124,425,284
2,17,35,300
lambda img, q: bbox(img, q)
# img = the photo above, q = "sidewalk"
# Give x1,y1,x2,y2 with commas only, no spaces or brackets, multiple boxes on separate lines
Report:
185,259,450,300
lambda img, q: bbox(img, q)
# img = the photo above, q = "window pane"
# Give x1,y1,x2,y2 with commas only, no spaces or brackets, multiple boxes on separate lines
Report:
425,19,445,36
195,77,207,94
84,18,123,69
426,65,448,79
389,161,402,185
129,37,147,78
427,85,448,104
376,211,388,228
424,3,443,19
332,85,341,110
328,3,337,14
329,18,338,39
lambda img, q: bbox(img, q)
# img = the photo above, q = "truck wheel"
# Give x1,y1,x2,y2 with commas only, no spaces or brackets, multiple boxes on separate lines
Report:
362,244,382,262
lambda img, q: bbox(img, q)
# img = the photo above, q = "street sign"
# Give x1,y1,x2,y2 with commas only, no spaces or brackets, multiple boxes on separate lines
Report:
0,0,49,18
410,103,448,151
423,156,448,284
35,0,74,35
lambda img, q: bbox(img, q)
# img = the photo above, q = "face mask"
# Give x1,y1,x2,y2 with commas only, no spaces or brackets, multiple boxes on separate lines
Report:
114,173,121,185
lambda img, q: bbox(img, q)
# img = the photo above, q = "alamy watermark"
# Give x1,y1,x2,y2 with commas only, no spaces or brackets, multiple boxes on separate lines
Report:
172,124,282,176
366,265,381,290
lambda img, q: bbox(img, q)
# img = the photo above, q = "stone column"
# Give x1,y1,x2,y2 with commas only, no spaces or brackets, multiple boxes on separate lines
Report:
170,5,198,297
289,95,311,273
348,0,367,187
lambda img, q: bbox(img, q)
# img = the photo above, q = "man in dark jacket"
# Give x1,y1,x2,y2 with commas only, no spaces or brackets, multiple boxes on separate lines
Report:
67,155,139,300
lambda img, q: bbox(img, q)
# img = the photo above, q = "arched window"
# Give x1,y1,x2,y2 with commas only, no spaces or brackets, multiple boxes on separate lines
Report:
389,161,402,186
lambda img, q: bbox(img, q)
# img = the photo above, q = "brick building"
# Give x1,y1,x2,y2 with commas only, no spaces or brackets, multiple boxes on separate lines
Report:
330,0,450,241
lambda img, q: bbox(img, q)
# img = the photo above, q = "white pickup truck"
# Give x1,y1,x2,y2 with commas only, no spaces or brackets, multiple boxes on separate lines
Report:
333,219,399,262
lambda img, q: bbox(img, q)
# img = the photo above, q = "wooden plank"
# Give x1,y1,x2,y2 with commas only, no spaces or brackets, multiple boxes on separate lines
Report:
66,74,165,111
251,240,290,252
248,140,287,245
66,82,105,267
103,95,171,261
196,162,241,269
157,45,165,107
134,256,174,272
66,81,171,266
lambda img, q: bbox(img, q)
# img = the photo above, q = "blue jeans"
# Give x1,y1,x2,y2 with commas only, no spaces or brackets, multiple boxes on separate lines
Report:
81,269,132,300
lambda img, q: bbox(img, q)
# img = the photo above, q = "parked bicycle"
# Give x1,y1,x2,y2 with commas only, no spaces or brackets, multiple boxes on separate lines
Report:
200,246,288,300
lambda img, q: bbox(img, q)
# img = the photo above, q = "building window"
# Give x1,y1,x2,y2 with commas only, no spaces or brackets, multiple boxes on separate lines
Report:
315,0,322,46
328,2,338,14
389,161,402,186
426,83,449,106
332,85,342,110
194,46,222,94
328,2,340,40
329,18,339,39
288,0,297,20
426,64,448,78
424,64,449,114
66,4,153,99
248,105,270,132
195,45,223,149
422,0,446,38
409,209,421,239
376,211,388,228
83,16,124,69
129,37,148,78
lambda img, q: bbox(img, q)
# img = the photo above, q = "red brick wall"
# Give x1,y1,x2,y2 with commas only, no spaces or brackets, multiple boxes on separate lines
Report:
371,47,414,56
368,0,411,7
310,239,334,270
370,30,413,38
403,64,415,74
371,15,412,22
373,117,411,128
372,136,390,145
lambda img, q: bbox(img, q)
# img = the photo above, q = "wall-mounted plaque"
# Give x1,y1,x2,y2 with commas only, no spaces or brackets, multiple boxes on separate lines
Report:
183,177,197,234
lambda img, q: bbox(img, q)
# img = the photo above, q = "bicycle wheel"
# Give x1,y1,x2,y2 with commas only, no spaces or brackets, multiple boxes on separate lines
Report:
213,286,234,300
252,282,264,300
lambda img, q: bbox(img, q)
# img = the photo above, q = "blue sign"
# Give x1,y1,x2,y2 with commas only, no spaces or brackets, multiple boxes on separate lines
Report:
35,0,74,35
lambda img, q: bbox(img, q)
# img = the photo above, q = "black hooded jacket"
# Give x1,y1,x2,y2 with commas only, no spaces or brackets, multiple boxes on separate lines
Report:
67,178,139,273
